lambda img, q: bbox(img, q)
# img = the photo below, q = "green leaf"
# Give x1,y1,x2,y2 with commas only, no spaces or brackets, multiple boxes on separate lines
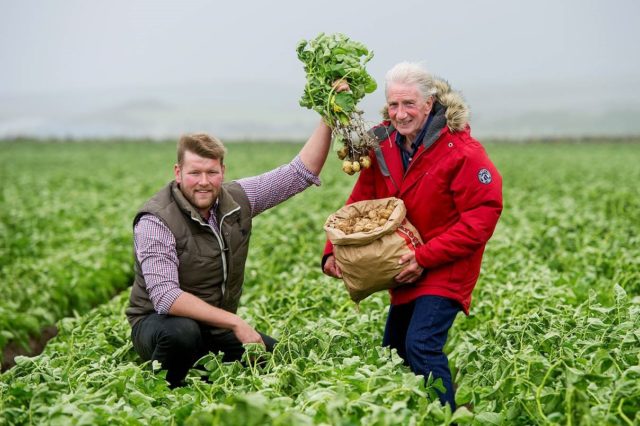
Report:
451,406,474,423
473,412,504,425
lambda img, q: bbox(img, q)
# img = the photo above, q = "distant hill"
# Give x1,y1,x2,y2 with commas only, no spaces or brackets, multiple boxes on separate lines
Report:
1,77,639,140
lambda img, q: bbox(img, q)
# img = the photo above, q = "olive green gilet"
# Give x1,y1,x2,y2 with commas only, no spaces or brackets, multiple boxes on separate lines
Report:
126,181,252,328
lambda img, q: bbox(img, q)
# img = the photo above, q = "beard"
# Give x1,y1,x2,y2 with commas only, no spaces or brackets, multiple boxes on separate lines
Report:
181,186,219,216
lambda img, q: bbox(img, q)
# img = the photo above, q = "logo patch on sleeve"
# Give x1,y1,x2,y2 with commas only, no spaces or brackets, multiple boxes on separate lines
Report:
478,168,492,184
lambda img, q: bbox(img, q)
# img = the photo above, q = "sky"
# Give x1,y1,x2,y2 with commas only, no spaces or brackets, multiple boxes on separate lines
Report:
1,0,639,140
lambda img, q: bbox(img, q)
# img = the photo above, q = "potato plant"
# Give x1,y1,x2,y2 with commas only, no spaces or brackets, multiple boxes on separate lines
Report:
297,33,378,175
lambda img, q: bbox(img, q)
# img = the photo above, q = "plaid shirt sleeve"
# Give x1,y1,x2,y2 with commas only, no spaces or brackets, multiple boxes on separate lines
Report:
134,214,184,314
236,155,321,217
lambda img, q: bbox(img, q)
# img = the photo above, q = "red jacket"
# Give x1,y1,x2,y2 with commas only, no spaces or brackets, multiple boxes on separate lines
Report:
324,84,502,314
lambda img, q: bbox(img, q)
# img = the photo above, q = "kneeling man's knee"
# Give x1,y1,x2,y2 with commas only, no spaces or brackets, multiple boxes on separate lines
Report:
157,318,202,353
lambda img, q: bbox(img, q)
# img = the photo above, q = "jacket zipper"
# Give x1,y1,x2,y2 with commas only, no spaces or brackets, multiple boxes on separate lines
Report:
190,205,240,296
217,206,240,296
404,139,430,178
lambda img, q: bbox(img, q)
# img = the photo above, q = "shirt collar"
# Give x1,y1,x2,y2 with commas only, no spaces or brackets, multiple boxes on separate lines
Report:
396,112,434,150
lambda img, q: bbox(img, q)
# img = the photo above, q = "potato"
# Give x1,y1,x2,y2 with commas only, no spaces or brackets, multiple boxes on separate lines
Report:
359,155,372,169
337,146,348,160
328,204,397,235
342,160,355,175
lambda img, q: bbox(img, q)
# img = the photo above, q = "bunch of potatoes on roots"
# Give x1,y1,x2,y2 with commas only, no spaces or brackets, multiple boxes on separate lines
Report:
337,144,372,175
329,205,394,234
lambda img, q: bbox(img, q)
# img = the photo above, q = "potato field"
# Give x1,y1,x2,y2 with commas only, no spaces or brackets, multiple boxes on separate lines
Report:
0,139,639,425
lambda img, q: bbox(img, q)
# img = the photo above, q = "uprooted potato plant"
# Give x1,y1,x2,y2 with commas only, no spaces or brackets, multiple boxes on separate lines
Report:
297,32,378,175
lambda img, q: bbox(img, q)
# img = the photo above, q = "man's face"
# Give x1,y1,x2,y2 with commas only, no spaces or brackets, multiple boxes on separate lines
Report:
386,82,434,142
174,150,225,218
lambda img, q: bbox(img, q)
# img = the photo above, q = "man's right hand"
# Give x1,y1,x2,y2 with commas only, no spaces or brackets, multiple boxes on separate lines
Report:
323,255,343,279
231,318,265,346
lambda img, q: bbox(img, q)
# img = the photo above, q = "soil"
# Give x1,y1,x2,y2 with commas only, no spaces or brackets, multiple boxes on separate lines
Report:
1,326,58,372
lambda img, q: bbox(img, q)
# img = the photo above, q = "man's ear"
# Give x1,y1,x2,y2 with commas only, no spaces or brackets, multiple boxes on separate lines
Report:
426,96,435,109
174,163,181,183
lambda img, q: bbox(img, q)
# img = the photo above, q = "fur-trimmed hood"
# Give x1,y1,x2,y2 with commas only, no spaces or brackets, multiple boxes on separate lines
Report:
381,78,469,132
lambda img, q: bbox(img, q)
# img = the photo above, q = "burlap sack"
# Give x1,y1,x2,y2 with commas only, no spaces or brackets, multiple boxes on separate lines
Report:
324,197,422,303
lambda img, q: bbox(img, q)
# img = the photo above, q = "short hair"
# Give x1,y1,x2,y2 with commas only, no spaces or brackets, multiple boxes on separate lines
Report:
385,62,437,101
177,133,227,165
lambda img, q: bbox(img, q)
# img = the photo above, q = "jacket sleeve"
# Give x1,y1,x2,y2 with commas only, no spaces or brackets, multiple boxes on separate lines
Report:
415,148,503,269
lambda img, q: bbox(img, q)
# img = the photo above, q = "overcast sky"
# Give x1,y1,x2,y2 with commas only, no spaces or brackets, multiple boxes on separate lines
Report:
1,0,639,139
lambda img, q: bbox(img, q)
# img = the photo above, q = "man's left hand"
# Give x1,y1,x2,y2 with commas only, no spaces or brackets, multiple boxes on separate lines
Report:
394,251,424,284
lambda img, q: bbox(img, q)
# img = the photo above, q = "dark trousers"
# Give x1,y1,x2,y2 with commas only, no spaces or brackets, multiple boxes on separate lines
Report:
382,295,461,409
131,313,277,388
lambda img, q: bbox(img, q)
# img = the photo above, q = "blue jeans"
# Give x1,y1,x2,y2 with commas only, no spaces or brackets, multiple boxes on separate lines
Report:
383,295,461,409
131,314,276,388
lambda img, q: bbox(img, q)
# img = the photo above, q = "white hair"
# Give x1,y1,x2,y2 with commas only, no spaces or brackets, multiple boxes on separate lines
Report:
385,62,437,100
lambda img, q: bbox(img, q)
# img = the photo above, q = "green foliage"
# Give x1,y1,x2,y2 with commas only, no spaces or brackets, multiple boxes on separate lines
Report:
453,286,640,425
1,139,640,425
0,142,173,353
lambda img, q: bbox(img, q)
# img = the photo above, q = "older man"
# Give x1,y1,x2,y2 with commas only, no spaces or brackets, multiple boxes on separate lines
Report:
323,62,503,409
